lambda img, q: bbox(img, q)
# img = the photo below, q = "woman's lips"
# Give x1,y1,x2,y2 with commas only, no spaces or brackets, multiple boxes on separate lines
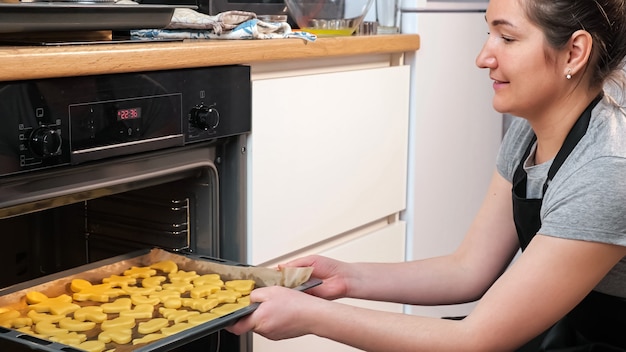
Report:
492,80,509,90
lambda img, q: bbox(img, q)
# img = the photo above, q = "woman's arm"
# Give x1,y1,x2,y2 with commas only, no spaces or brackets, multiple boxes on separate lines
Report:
231,231,626,351
229,169,626,350
314,169,521,305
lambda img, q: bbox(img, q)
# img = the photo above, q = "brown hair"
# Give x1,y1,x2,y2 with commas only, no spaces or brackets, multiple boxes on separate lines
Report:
522,0,626,88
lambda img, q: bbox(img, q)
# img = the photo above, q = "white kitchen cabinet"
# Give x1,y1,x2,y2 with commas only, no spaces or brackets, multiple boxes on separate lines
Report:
253,221,406,352
246,61,411,351
247,64,411,266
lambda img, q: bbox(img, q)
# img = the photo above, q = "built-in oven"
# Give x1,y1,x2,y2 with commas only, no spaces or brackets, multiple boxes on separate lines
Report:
0,65,252,351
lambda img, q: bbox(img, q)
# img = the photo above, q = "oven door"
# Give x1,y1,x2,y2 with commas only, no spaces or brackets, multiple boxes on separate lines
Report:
0,138,250,351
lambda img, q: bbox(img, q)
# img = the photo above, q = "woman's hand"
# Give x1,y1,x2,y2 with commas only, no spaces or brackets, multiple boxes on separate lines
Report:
226,286,324,340
226,255,354,340
279,255,351,300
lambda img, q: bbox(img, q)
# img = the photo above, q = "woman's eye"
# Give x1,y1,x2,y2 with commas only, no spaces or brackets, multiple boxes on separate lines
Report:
487,32,514,43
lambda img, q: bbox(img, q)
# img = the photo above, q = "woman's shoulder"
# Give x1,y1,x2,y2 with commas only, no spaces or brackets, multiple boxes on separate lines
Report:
590,95,626,157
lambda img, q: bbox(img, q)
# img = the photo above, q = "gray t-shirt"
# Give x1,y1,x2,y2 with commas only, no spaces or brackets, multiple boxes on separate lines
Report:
496,95,626,297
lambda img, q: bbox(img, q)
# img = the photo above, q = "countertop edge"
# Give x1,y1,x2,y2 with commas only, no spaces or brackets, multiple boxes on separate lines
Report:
0,34,420,81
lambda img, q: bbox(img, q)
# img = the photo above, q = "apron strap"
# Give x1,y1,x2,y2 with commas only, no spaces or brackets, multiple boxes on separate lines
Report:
512,92,602,199
542,93,603,194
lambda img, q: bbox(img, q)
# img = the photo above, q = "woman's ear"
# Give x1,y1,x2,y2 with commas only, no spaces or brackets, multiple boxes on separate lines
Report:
565,29,593,78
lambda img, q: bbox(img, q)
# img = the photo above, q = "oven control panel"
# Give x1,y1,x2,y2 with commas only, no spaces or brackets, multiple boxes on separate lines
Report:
0,65,251,177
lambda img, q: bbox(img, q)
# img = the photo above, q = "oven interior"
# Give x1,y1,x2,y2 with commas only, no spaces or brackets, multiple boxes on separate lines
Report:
0,169,216,290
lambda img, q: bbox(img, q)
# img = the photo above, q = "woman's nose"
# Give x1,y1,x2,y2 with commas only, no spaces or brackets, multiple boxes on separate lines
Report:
475,41,496,69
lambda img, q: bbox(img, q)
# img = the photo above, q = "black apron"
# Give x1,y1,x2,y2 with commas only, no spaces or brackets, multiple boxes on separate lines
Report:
513,94,626,352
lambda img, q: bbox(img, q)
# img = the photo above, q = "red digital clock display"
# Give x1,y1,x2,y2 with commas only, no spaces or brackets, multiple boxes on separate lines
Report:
117,107,142,121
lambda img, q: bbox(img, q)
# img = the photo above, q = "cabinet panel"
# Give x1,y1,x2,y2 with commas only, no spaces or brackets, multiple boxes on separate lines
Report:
253,222,406,352
249,66,410,265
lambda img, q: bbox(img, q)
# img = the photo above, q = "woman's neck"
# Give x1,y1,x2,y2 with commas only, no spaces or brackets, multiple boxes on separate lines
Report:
528,89,602,164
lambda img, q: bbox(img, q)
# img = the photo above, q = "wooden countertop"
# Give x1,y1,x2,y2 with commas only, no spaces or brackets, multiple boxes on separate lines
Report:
0,34,419,81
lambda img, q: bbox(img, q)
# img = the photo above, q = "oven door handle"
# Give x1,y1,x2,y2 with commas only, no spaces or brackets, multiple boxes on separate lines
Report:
0,144,217,219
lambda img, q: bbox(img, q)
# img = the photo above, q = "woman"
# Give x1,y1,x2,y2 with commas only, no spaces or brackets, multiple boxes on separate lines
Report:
228,0,626,350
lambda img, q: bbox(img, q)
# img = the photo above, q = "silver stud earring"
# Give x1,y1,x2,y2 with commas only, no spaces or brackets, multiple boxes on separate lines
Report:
566,69,572,80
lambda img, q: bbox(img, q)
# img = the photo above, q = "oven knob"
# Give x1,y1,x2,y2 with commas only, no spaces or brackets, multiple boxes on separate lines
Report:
29,127,62,158
189,104,220,131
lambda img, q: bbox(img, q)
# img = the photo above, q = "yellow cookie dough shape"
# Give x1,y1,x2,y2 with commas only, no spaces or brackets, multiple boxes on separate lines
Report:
149,290,181,303
99,327,133,344
158,308,199,324
58,317,96,331
27,310,65,324
237,296,251,305
6,317,32,329
181,297,220,313
71,340,106,352
101,316,136,330
150,260,178,274
130,294,160,306
70,279,125,303
49,331,87,345
168,270,199,283
101,274,136,288
190,284,222,299
225,280,256,295
188,312,220,326
101,297,132,314
192,274,223,287
162,281,193,294
133,333,167,345
34,320,69,336
119,303,154,319
210,303,248,317
73,306,107,323
162,298,183,309
16,326,46,338
0,309,33,328
137,317,169,335
141,276,166,290
123,266,156,279
161,322,193,336
0,309,21,327
209,290,240,303
26,292,80,316
122,285,157,296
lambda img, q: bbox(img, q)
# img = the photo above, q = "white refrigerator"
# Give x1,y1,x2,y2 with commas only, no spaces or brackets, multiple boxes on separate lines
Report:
399,0,503,318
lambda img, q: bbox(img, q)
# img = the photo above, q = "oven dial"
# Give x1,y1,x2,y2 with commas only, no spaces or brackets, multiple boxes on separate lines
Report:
29,127,62,158
189,104,220,131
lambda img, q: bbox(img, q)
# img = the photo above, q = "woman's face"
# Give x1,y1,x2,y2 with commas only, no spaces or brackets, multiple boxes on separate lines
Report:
476,0,567,118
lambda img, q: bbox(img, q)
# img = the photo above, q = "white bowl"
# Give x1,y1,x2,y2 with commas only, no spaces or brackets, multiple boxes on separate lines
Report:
285,0,374,36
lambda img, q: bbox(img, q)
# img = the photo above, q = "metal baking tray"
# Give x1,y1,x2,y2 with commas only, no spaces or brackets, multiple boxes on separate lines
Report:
0,248,322,351
0,3,191,33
